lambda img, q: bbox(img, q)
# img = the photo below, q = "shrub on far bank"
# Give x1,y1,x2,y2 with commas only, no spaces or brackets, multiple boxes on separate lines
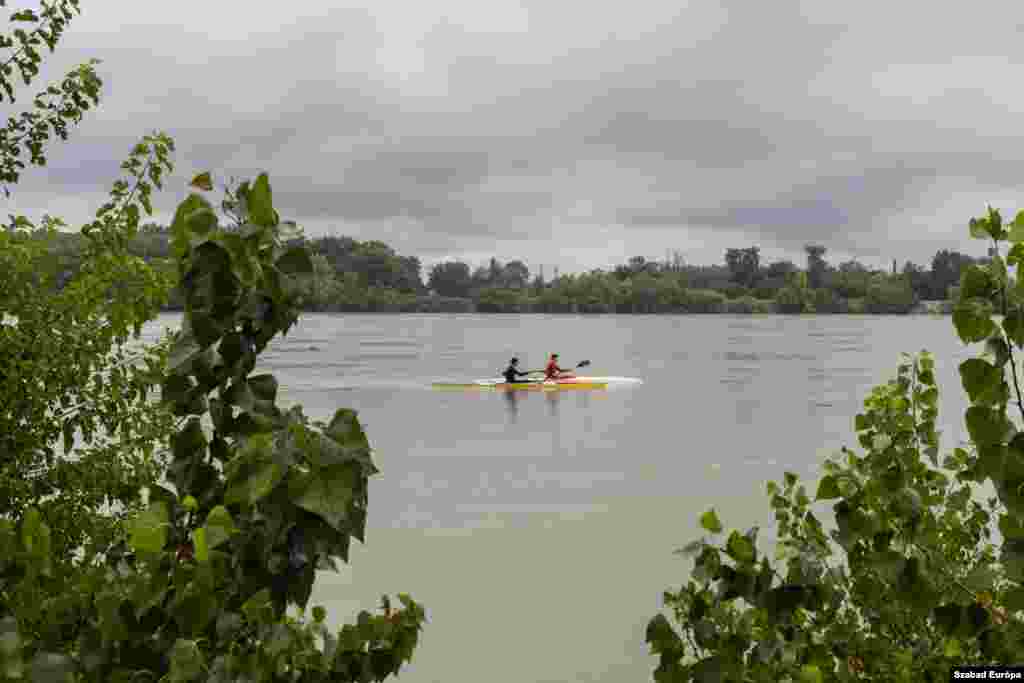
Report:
682,288,728,313
724,296,775,314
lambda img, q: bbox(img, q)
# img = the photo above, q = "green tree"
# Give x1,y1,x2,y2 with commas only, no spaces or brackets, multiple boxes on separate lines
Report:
931,249,976,301
725,247,760,288
428,260,473,298
804,244,828,289
1,173,426,682
647,204,1024,680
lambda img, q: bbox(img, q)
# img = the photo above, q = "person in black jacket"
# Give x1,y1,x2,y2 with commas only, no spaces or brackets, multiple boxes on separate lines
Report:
502,357,532,384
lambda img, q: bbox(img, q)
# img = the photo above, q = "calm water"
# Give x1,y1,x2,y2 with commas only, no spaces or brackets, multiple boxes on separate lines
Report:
141,313,976,682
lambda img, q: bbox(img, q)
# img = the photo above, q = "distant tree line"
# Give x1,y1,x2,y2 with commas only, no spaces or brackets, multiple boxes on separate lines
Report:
29,226,985,314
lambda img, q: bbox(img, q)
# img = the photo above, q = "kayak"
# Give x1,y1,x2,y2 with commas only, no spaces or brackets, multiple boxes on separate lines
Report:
432,376,642,390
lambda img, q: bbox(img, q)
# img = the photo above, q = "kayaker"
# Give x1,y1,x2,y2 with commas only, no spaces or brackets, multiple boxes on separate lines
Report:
544,353,573,380
503,357,531,384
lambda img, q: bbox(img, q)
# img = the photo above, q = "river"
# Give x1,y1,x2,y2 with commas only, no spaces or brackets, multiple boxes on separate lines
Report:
139,313,977,682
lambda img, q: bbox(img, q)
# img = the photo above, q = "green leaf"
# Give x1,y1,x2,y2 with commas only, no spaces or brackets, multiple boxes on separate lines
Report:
966,406,1006,447
1006,309,1024,348
170,193,213,258
815,475,841,500
313,606,327,623
127,501,168,556
225,458,283,507
168,331,202,371
798,664,823,683
192,527,209,563
29,652,75,683
289,465,359,530
699,508,723,534
970,217,991,239
961,265,996,300
185,207,217,235
1000,512,1024,540
248,173,276,227
953,300,996,343
204,505,238,548
276,246,313,276
169,639,203,682
1004,587,1024,613
725,530,755,564
960,358,1003,404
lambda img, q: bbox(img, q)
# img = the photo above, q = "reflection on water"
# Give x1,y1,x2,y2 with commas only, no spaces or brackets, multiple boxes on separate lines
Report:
503,389,518,421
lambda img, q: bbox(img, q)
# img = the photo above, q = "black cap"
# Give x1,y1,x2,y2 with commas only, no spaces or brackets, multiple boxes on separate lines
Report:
510,357,519,364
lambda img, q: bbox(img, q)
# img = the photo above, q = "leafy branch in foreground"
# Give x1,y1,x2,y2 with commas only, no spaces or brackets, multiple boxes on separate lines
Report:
647,205,1024,681
0,0,104,195
1,172,425,682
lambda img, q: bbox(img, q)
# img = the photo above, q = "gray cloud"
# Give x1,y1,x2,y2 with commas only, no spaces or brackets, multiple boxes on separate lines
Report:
5,0,1022,274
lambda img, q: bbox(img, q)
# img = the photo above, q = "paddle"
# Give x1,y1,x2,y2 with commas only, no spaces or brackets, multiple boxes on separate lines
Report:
526,359,590,375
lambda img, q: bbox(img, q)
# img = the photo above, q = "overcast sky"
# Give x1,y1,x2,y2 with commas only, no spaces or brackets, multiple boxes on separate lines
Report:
5,0,1021,277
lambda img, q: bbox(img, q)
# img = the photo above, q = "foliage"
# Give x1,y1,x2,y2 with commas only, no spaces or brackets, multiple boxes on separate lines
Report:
804,245,829,290
0,1,105,197
649,352,1018,681
0,173,425,682
725,248,760,288
865,275,918,314
647,204,1024,680
428,261,473,298
681,289,727,314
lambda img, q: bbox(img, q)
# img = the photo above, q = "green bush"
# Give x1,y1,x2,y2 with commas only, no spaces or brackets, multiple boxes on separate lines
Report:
648,205,1024,680
866,276,918,314
724,296,773,314
682,288,727,313
846,297,867,314
721,285,753,300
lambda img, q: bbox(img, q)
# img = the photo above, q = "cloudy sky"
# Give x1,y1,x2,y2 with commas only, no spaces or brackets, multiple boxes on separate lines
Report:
6,0,1022,277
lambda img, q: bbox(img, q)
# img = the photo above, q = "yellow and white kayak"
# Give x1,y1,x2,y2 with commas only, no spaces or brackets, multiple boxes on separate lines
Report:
432,376,642,390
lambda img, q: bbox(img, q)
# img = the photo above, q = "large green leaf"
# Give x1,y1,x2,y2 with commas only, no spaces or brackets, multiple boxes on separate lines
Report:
966,406,1007,447
1005,309,1024,349
288,465,358,530
248,173,276,227
172,417,208,462
815,475,841,500
185,206,217,235
953,301,996,344
225,435,282,505
959,358,1003,404
725,530,755,564
128,501,169,556
204,505,238,549
225,459,283,506
169,639,203,682
30,651,75,683
168,331,202,372
326,408,369,450
170,194,212,258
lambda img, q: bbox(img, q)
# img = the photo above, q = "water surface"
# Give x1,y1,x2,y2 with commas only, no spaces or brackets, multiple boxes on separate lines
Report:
141,313,975,682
